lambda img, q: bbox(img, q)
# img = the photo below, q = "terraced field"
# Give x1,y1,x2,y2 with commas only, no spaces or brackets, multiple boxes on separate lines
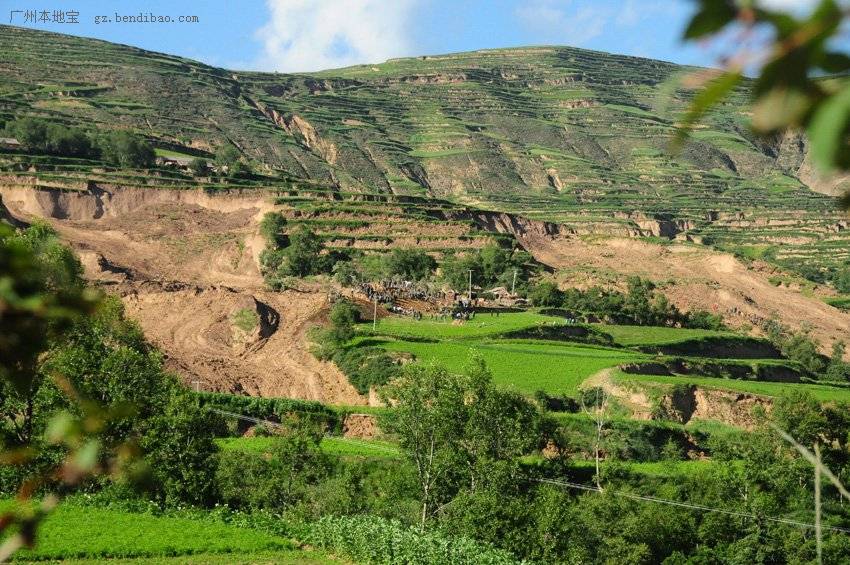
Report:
2,25,848,280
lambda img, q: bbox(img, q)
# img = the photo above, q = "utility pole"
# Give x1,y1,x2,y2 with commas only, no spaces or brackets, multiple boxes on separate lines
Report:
373,295,378,331
468,269,473,304
511,269,518,296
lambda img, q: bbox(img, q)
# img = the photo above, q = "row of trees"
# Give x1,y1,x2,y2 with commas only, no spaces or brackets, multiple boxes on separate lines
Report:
529,276,726,330
3,118,256,177
4,118,157,167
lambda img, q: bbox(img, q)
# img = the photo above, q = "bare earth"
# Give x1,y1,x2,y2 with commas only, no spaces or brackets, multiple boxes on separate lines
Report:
517,231,850,355
0,184,365,404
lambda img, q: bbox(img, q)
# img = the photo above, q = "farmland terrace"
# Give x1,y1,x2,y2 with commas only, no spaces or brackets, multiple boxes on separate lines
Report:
1,25,848,280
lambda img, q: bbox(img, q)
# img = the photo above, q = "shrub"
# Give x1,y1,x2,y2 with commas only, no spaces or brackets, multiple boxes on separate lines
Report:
528,281,563,307
385,248,436,281
188,157,208,177
5,118,94,158
307,514,521,564
333,347,400,394
98,131,155,168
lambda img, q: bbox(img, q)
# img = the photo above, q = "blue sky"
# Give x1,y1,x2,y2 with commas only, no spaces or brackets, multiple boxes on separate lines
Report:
4,0,823,72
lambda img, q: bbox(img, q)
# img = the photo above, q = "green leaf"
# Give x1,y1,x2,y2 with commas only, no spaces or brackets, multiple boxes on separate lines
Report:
820,52,850,74
684,1,737,39
673,71,742,148
751,86,812,132
807,85,850,172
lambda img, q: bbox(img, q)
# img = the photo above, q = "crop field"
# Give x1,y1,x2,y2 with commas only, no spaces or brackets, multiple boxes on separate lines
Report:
593,324,736,347
217,436,401,459
358,310,565,340
362,336,645,395
6,502,317,563
614,370,850,402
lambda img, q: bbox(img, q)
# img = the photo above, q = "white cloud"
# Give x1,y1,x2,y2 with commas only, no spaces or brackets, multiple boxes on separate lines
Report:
515,0,611,46
756,0,820,11
255,0,419,73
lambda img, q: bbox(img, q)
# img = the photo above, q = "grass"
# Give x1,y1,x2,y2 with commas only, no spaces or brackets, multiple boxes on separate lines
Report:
232,308,259,333
359,310,564,340
153,148,197,159
8,503,299,562
17,552,337,564
216,436,401,459
363,337,644,395
593,324,736,347
615,370,850,402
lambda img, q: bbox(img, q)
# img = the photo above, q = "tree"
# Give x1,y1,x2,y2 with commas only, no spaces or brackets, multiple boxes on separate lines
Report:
580,386,611,490
7,117,47,150
381,358,549,531
281,226,324,277
834,267,850,294
386,248,436,281
328,300,359,344
188,157,208,177
826,341,850,382
259,212,287,247
528,280,563,307
99,131,155,168
215,145,250,178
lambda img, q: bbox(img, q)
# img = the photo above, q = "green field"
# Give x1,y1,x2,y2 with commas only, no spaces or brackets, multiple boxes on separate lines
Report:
7,502,326,563
615,370,850,402
217,436,401,459
364,337,644,395
359,310,564,340
592,324,735,347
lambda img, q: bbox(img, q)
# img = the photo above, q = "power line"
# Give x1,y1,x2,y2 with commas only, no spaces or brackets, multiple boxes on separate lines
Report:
530,477,850,535
209,410,850,534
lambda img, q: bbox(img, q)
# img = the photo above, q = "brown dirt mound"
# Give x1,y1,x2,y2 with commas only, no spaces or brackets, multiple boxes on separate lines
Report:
342,413,381,439
0,185,367,405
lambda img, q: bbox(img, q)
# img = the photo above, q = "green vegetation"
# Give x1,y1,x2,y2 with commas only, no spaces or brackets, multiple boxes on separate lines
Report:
364,338,642,395
98,131,155,168
231,308,259,333
308,515,519,564
595,324,734,347
9,501,294,561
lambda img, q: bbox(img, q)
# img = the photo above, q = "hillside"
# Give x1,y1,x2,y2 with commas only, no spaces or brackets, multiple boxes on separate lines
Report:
1,25,849,400
1,25,849,277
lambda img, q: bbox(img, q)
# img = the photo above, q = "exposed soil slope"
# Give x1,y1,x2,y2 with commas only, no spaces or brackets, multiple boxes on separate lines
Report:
514,230,850,353
0,185,365,404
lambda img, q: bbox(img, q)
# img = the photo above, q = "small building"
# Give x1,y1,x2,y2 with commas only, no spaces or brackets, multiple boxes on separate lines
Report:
0,137,21,149
156,155,196,169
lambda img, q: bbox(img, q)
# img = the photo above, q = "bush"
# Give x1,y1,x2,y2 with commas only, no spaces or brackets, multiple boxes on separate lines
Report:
216,428,332,511
333,347,401,394
188,157,208,177
5,118,94,158
98,131,155,168
385,248,437,281
307,514,521,564
528,281,563,307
